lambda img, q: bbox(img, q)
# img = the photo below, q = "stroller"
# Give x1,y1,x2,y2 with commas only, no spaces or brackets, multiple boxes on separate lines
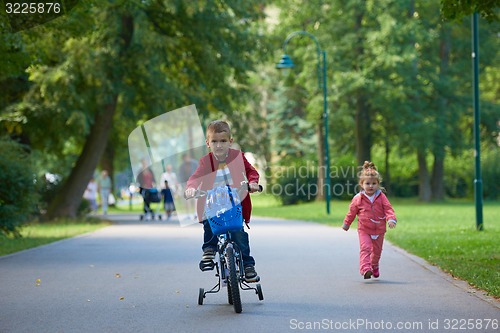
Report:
140,188,162,220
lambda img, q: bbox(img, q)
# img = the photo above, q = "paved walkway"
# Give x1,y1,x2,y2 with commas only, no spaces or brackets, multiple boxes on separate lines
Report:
0,214,498,332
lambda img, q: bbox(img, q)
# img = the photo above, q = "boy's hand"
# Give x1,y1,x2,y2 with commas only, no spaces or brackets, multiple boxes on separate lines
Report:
184,187,196,198
248,182,260,193
342,223,350,231
388,221,396,229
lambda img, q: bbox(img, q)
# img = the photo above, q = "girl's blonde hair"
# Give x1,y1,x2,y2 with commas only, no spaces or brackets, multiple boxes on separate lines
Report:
358,161,385,191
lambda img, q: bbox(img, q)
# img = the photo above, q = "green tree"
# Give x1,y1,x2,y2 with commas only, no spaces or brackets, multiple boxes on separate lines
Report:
0,137,37,236
271,0,499,201
1,0,267,219
441,0,499,22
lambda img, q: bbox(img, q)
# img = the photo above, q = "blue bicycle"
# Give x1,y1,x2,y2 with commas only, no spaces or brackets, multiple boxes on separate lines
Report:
186,182,264,313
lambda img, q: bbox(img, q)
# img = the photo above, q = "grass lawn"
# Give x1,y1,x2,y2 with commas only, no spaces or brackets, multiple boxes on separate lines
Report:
0,218,110,256
251,194,500,298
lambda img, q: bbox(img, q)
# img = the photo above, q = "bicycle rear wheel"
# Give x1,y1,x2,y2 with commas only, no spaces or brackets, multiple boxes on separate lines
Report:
227,282,233,305
226,246,242,313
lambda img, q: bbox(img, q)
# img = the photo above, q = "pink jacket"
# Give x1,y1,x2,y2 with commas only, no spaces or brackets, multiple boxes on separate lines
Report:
343,190,397,235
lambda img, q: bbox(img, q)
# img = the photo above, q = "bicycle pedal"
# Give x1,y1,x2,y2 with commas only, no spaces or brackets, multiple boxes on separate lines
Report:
199,260,215,271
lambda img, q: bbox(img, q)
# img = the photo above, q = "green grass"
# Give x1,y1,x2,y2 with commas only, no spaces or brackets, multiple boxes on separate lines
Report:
0,218,110,256
252,194,500,298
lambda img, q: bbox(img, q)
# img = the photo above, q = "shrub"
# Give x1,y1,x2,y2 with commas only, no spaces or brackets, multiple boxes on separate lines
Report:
272,165,318,205
482,149,500,200
0,137,37,237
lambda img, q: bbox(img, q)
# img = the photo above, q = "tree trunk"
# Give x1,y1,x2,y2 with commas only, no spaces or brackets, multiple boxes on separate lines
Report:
45,14,134,220
384,138,391,193
431,23,451,202
101,143,115,191
45,101,118,219
355,94,371,165
417,149,431,201
431,152,445,201
353,9,371,166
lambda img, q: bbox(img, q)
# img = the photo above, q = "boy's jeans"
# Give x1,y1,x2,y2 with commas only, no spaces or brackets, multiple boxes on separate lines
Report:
202,220,255,267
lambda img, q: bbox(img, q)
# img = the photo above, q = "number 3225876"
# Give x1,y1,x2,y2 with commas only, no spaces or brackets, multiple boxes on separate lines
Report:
5,3,61,14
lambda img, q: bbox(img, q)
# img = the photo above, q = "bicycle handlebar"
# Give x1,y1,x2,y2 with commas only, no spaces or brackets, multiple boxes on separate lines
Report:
184,182,263,200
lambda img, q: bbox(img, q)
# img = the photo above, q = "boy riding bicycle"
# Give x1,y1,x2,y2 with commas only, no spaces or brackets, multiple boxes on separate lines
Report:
185,120,261,282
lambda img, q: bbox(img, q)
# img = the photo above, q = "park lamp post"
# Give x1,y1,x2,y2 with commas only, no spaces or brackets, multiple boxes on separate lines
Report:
276,31,331,215
472,12,483,231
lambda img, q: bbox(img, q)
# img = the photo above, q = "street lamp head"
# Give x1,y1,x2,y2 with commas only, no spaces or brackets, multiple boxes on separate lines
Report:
276,54,294,69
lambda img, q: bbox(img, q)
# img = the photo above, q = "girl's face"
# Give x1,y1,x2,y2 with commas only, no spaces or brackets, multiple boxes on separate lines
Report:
207,132,233,160
361,177,379,196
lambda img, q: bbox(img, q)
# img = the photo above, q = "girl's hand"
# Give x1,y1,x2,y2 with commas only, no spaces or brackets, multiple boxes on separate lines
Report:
342,223,350,231
388,221,396,229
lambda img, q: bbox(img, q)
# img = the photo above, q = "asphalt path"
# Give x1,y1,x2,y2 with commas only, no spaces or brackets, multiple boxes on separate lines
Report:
0,214,498,333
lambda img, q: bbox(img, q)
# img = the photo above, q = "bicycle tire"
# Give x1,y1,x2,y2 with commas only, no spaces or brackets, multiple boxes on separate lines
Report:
227,281,233,305
256,284,264,301
226,246,242,313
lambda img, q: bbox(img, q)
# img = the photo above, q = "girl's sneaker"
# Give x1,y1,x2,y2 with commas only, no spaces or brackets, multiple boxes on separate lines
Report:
372,266,380,278
363,270,373,279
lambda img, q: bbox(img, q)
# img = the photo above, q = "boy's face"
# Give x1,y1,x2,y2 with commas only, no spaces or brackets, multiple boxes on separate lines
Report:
206,132,233,160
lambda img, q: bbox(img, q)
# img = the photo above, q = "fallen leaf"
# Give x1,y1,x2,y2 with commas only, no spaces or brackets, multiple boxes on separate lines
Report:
119,296,125,300
115,273,121,278
35,279,41,286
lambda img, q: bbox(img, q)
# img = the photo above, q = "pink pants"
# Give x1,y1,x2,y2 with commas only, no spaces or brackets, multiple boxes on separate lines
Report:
358,230,385,275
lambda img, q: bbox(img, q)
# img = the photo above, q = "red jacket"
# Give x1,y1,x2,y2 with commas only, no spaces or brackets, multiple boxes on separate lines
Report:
343,190,397,235
187,148,259,223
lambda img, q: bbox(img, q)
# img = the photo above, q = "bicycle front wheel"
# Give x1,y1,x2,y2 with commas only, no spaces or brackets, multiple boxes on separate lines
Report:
226,246,242,313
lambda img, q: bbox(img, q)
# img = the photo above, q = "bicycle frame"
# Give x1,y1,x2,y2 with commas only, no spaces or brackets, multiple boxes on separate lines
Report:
200,232,259,297
190,181,264,312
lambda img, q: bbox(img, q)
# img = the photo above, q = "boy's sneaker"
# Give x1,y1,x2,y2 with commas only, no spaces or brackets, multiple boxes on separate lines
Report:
363,270,373,279
244,266,260,282
202,249,216,260
372,266,380,278
199,249,216,271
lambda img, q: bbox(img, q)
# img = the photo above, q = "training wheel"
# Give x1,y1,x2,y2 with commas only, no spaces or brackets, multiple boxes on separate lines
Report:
256,284,264,301
198,288,204,305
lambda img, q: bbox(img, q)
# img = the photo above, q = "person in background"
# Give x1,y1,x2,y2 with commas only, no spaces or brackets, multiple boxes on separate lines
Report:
98,170,112,215
160,164,179,193
137,159,156,219
178,153,199,219
84,177,98,213
161,180,176,220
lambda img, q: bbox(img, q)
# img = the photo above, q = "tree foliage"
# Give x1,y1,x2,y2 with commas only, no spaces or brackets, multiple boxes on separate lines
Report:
270,0,499,201
0,0,268,219
0,137,37,236
440,0,499,22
